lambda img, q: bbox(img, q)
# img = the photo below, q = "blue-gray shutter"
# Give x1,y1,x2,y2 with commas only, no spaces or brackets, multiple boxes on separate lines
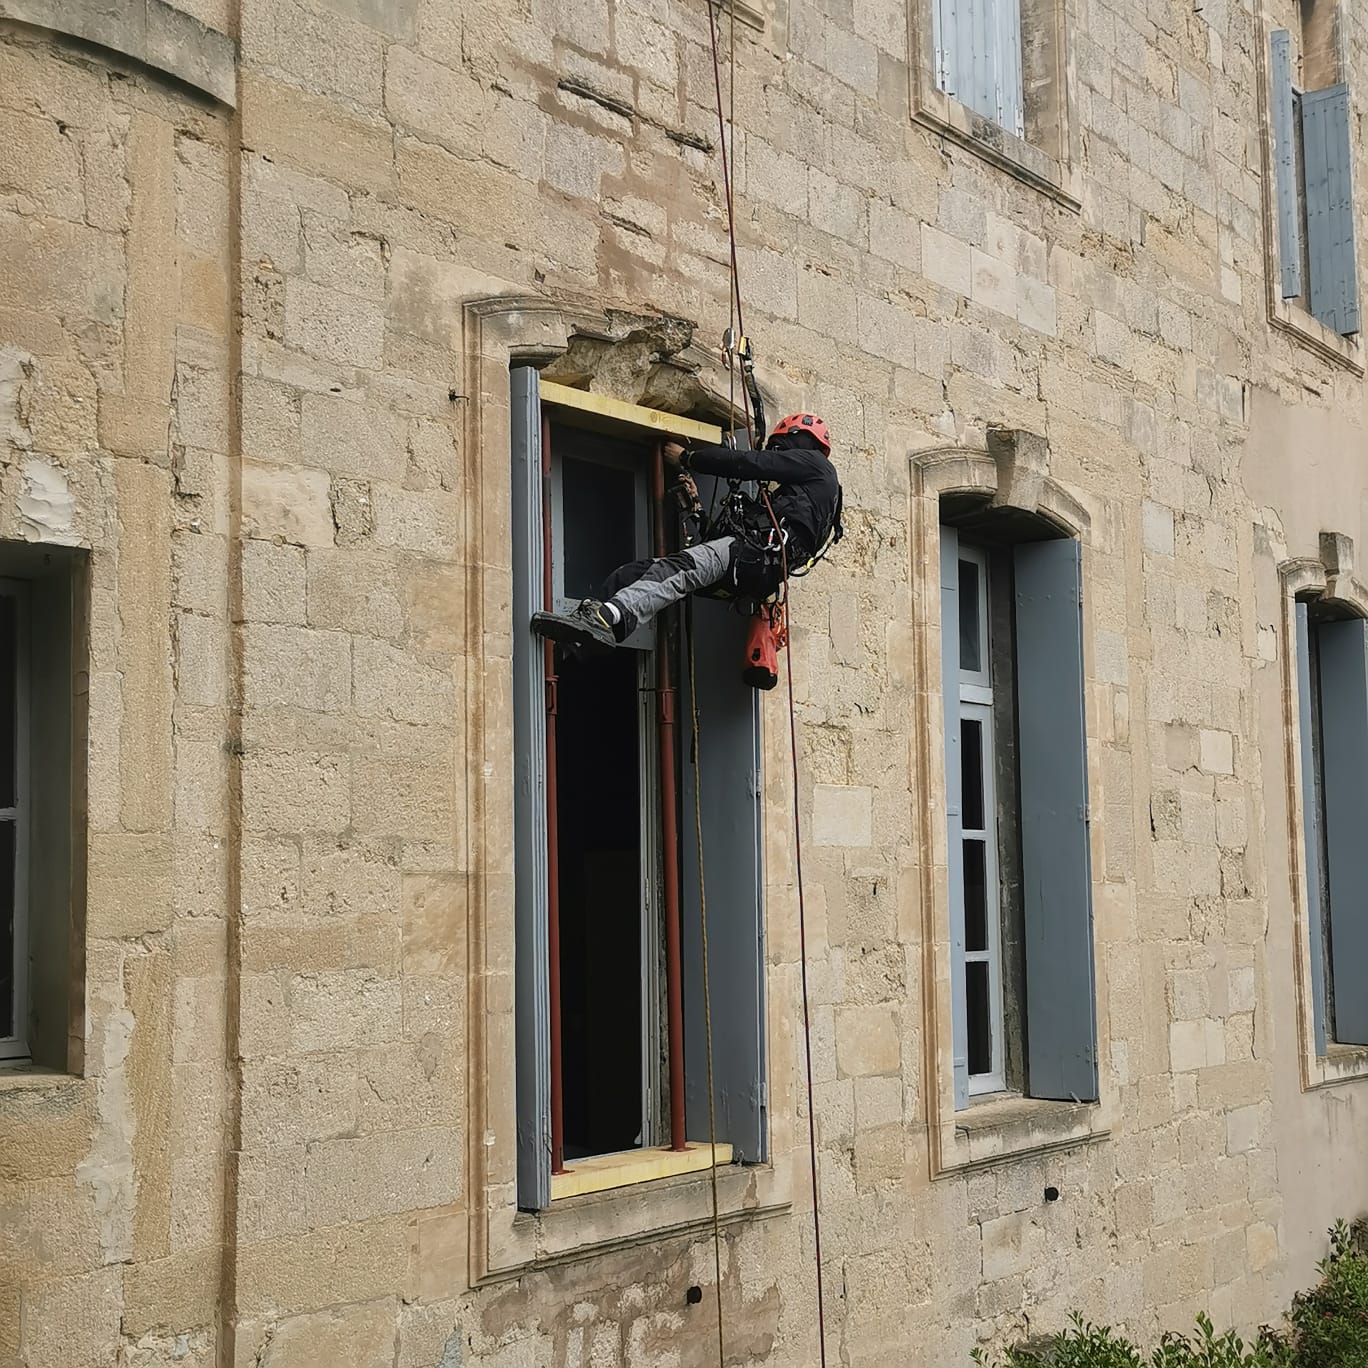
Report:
1314,617,1368,1045
1301,83,1360,336
940,526,969,1110
510,367,552,1209
934,0,1023,136
1013,539,1098,1103
1295,604,1329,1056
1270,31,1304,300
682,588,767,1161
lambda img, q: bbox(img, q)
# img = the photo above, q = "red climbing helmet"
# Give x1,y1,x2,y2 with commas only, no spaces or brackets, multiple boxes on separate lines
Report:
770,412,831,455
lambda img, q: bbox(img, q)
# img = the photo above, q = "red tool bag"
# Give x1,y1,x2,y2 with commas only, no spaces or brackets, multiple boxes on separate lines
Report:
742,605,785,690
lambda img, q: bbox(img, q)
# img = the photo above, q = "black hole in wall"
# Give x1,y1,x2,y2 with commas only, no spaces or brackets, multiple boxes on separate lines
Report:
686,1286,703,1305
1044,1186,1060,1202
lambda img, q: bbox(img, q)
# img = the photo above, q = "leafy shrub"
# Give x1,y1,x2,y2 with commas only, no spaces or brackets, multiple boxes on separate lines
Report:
1279,1219,1368,1368
972,1314,1286,1368
972,1315,1144,1368
973,1222,1368,1368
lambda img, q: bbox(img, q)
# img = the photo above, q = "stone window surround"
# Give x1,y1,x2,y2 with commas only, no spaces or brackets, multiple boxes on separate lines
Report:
0,0,237,107
461,297,793,1282
907,0,1082,208
1254,13,1364,375
1278,536,1368,1091
910,437,1113,1176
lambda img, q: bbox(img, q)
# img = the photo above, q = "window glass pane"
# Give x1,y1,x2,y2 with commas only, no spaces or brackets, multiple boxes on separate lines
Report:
967,960,991,1076
562,457,637,602
964,839,987,953
0,819,14,1039
0,595,16,811
960,718,984,830
958,558,981,673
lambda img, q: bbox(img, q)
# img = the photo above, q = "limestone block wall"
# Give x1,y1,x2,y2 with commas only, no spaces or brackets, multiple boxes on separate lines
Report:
1,0,1367,1365
0,10,234,1367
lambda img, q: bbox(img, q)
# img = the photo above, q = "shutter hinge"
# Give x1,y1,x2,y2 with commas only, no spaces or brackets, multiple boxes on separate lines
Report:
1082,802,1091,824
749,770,762,797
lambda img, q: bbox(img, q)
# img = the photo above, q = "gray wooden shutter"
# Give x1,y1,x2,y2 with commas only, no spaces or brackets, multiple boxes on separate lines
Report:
940,527,969,1110
682,591,767,1161
995,0,1024,136
1295,604,1329,1056
1301,83,1360,336
1314,616,1368,1045
1013,539,1098,1103
510,367,552,1209
1270,31,1304,301
934,0,1023,136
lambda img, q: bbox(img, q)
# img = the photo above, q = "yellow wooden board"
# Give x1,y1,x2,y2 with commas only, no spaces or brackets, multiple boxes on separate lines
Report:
550,1141,734,1200
539,380,723,444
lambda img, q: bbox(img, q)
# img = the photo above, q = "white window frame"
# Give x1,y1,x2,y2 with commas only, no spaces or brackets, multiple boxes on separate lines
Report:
955,545,1005,1096
0,579,31,1063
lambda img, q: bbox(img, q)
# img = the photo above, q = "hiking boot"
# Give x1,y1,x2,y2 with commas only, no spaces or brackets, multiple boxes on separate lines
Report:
531,599,618,649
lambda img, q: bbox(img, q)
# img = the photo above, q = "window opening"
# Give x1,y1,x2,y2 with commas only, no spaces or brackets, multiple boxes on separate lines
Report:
547,421,664,1159
0,585,25,1061
956,545,1005,1094
1269,13,1359,337
941,514,1097,1111
1295,596,1368,1050
511,370,768,1209
933,0,1026,137
1304,620,1337,1037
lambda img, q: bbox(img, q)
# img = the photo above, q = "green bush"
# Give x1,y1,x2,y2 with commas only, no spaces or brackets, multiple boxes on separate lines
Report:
1280,1220,1368,1368
972,1222,1368,1368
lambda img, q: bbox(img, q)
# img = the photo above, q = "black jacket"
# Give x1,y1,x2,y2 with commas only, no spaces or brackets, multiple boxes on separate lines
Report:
681,439,841,565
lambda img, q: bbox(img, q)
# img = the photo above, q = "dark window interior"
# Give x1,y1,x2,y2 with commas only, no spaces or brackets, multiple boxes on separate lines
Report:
0,591,13,1040
556,646,644,1158
560,432,638,604
550,420,661,1158
0,547,86,1070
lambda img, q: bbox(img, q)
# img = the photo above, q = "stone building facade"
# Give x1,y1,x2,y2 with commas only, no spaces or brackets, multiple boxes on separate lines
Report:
1,0,1367,1364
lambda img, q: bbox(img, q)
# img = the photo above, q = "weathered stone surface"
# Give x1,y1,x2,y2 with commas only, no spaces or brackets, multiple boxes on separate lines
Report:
4,0,1368,1359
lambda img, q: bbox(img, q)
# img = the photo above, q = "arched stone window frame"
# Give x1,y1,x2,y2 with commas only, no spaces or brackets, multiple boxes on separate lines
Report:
1278,536,1368,1091
909,435,1114,1177
459,296,794,1280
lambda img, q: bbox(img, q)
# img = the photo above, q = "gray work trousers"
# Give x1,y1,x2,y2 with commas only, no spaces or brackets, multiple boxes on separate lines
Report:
608,537,735,632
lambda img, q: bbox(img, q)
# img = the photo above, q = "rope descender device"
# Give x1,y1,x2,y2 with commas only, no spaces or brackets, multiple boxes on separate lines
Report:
722,327,766,446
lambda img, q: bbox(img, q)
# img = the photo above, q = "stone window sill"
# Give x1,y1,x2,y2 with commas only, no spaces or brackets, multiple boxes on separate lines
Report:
482,1158,790,1279
0,1063,78,1092
708,0,765,31
938,1092,1108,1173
1306,1043,1368,1090
912,84,1081,210
1268,296,1363,374
550,1142,733,1200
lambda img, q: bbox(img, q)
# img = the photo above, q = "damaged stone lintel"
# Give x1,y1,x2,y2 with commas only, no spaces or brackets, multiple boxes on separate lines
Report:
539,318,748,429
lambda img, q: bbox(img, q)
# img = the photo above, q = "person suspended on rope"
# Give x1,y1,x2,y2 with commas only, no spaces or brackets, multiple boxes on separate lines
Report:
531,413,843,650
